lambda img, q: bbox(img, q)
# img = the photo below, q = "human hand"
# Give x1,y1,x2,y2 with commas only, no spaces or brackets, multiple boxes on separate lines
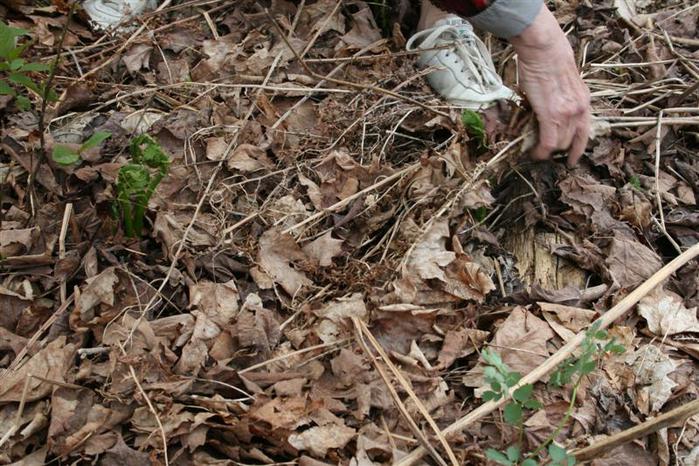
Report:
509,5,591,166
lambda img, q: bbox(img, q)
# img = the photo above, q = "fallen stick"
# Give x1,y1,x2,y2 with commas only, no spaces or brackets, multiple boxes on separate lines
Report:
571,398,699,461
395,243,699,466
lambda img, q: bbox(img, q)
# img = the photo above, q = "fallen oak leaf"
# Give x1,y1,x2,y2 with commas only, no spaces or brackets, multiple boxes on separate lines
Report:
0,336,76,402
638,287,699,336
257,228,312,296
288,424,356,457
302,231,344,267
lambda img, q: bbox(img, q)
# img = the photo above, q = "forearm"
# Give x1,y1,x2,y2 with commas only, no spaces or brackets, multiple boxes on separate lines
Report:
428,0,544,38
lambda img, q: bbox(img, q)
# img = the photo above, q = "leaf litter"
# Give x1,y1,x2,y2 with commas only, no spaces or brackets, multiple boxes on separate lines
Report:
0,0,698,465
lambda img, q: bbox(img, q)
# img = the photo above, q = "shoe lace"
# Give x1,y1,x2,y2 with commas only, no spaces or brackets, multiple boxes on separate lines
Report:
407,23,504,93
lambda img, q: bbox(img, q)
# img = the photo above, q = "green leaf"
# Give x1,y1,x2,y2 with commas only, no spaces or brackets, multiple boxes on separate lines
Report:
21,62,50,72
513,384,534,403
461,108,486,146
9,58,24,70
504,371,521,388
523,398,543,410
0,21,29,59
15,94,31,110
548,444,568,462
45,87,59,102
503,402,522,425
485,449,512,466
580,360,597,375
0,80,15,96
8,72,39,93
609,343,626,354
80,131,112,152
482,390,500,402
484,366,504,386
52,145,81,165
521,459,538,466
481,348,502,367
505,445,520,462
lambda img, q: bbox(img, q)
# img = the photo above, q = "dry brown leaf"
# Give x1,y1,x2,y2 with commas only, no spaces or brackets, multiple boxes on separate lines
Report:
559,173,616,217
0,337,76,402
437,328,489,368
6,446,47,466
606,232,662,288
302,231,344,267
0,227,38,257
464,307,554,389
638,287,699,336
314,293,367,323
392,219,494,304
227,144,274,172
288,424,356,457
205,136,228,161
189,279,239,327
257,229,312,296
236,293,281,357
339,6,381,49
626,344,677,414
175,310,221,376
77,267,119,322
48,387,130,456
122,43,153,74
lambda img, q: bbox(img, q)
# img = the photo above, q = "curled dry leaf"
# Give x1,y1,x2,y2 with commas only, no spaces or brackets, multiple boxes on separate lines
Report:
227,144,274,172
289,424,357,457
638,287,699,336
256,228,312,296
302,231,344,267
606,232,662,288
436,327,489,368
392,219,495,304
626,344,677,414
0,337,76,402
189,279,239,327
463,307,553,390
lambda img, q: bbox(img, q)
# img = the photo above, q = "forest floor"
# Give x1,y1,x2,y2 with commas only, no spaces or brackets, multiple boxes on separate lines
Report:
1,0,699,465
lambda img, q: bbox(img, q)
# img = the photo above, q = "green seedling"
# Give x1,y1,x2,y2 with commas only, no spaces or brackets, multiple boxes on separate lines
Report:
0,20,56,110
483,322,625,465
52,131,112,165
461,108,487,147
115,134,170,237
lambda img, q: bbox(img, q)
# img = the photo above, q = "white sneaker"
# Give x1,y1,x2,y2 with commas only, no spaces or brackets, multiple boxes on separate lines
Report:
83,0,156,30
406,16,517,109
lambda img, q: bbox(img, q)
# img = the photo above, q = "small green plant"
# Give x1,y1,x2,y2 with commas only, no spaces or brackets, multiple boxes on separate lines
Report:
0,20,56,111
628,175,642,191
482,348,541,466
52,131,112,166
115,135,170,238
482,322,625,465
461,109,487,148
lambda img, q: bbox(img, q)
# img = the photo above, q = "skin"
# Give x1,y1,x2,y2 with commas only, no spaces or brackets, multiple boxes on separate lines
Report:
420,2,592,166
509,5,591,166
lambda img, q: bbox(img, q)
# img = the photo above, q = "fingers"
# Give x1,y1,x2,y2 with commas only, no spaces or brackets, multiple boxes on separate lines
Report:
532,93,590,165
567,115,591,167
532,120,559,160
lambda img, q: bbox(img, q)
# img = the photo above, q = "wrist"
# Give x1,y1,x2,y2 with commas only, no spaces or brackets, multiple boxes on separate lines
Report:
509,5,570,60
